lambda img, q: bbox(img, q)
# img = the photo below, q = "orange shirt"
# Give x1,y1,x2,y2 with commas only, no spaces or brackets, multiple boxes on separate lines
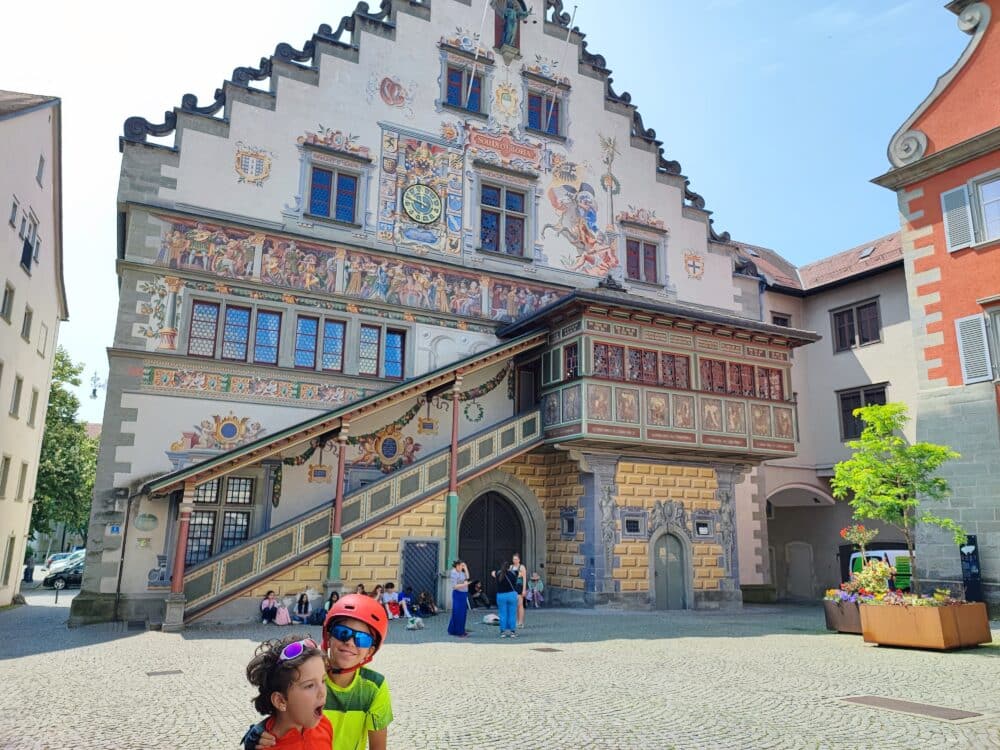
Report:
265,715,333,749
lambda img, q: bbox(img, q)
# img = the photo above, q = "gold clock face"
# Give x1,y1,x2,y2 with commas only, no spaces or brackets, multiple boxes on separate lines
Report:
402,183,443,224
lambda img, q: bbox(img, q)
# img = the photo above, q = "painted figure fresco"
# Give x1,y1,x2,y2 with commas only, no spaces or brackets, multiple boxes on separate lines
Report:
725,402,746,433
751,405,771,437
542,392,560,426
544,156,620,276
588,385,612,421
563,385,581,422
701,398,723,432
673,395,695,430
262,238,338,293
617,389,639,424
646,392,669,427
157,220,257,279
774,408,794,440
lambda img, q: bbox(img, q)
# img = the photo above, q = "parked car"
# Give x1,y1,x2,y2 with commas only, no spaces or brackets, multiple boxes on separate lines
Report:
43,562,84,590
44,552,72,569
47,549,85,574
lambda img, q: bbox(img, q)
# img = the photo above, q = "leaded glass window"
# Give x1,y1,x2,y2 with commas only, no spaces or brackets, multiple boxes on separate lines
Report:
225,477,254,505
193,479,219,504
309,168,358,224
359,324,380,376
222,306,250,360
480,184,526,256
253,310,281,365
527,92,560,135
220,511,251,552
322,320,346,372
295,316,319,369
385,329,405,380
185,511,216,565
188,302,219,357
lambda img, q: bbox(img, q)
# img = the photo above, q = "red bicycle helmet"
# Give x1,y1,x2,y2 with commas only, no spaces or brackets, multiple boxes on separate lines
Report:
321,593,389,654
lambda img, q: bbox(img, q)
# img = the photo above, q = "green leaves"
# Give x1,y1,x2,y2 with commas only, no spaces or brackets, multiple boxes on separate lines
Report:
29,348,97,541
830,402,963,594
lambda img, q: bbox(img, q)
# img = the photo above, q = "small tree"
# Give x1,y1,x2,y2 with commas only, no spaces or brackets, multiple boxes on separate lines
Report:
30,348,98,544
831,402,964,594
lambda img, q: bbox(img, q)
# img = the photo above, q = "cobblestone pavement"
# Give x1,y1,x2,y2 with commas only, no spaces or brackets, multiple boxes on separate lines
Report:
1,590,999,749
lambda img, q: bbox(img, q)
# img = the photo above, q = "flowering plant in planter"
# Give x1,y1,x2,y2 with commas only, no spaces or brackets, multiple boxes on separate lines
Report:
863,588,963,607
840,523,879,561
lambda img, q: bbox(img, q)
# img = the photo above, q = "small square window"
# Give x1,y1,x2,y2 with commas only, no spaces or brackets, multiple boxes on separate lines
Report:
193,479,219,504
771,313,791,327
624,518,641,535
560,512,576,538
225,477,254,505
621,511,647,539
695,521,712,537
8,199,18,227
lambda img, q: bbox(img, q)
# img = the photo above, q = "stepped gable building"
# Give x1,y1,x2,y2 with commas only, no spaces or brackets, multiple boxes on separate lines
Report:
0,91,68,607
72,0,830,628
873,0,1000,611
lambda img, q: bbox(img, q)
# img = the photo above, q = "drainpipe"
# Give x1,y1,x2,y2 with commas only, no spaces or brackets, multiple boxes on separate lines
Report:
446,376,463,566
113,493,136,623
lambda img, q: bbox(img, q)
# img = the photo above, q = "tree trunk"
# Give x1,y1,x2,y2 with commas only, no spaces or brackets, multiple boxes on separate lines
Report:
904,531,918,595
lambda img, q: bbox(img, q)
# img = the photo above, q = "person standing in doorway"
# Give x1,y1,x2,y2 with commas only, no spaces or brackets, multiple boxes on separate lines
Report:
447,560,470,637
512,553,528,629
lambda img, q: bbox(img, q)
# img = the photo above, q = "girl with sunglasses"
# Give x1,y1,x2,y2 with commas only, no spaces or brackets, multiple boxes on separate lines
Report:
253,594,393,750
242,635,332,749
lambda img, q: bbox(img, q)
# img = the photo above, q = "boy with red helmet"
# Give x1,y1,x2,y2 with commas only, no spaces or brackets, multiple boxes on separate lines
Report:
254,594,394,750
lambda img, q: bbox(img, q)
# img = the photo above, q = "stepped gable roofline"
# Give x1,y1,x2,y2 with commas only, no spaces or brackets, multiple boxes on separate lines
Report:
882,1,992,170
141,329,547,496
118,0,728,238
497,288,820,347
798,232,902,292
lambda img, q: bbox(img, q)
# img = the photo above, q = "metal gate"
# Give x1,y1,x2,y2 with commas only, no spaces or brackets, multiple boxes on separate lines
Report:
459,491,524,600
401,540,441,607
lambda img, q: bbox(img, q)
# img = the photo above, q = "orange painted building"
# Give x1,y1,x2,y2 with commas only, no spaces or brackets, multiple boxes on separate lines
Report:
874,0,1000,611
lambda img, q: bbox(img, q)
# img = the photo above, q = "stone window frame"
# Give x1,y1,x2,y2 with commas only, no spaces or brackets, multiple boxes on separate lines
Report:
521,71,571,142
468,163,541,264
559,507,577,540
291,145,375,231
620,509,649,540
436,45,494,120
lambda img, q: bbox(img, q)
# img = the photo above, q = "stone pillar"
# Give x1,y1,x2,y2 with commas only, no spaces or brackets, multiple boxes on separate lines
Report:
446,377,463,566
157,276,184,351
325,431,349,594
710,463,751,609
163,481,195,632
334,248,347,295
578,452,619,605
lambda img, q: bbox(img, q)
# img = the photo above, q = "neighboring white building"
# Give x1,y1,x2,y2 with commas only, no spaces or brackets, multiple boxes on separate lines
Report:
0,91,68,606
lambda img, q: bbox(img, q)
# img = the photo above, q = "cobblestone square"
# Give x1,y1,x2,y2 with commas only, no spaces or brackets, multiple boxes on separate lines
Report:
1,590,998,750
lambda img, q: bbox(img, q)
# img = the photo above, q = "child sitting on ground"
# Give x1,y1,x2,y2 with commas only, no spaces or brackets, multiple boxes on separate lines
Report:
415,590,438,616
254,594,393,750
241,635,332,749
381,582,410,620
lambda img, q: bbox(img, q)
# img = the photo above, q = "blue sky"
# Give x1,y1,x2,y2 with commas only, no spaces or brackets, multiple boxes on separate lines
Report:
2,1,968,421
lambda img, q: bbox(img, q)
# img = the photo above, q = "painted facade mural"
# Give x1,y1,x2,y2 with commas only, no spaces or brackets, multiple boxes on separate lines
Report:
169,413,265,452
368,75,417,119
544,154,620,276
156,221,259,279
149,215,567,325
143,363,367,407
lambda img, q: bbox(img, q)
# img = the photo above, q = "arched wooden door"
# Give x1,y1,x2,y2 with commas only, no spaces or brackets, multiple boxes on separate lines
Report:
458,492,524,599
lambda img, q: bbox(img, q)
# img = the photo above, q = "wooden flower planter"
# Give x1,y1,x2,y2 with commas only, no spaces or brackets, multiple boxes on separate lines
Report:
859,602,992,650
823,600,862,634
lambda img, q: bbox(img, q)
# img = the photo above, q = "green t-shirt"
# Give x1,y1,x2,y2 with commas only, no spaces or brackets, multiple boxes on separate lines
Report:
323,667,393,750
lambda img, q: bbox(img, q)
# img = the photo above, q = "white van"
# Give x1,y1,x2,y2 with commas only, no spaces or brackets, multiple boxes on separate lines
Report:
848,550,912,590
